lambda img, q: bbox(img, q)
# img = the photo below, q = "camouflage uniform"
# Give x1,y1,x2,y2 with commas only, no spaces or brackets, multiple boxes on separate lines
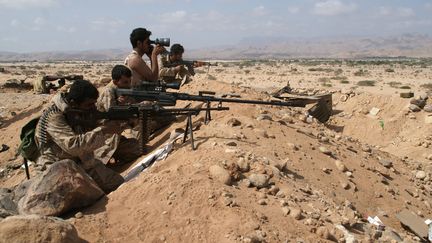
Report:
159,54,190,84
35,93,127,193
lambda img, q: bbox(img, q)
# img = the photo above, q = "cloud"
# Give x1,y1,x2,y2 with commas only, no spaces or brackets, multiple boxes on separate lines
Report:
287,7,300,14
313,0,357,16
10,19,19,27
0,0,57,8
378,6,415,17
160,10,187,23
252,5,268,16
91,18,126,31
56,26,76,33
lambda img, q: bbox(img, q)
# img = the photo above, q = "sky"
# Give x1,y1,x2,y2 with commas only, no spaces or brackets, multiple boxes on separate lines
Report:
1,0,432,53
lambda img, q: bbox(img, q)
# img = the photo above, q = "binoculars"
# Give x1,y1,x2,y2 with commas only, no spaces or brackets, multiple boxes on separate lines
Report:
149,38,170,47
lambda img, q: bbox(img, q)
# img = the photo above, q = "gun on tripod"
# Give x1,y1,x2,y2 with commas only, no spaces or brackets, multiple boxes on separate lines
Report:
67,104,229,153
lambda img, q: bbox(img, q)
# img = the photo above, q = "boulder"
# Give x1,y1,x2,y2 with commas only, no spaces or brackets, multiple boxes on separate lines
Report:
248,173,269,188
0,188,17,218
17,160,105,216
409,104,421,112
209,165,232,185
0,214,86,243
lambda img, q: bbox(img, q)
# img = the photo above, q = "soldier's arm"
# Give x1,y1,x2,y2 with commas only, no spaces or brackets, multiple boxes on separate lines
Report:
46,113,117,157
159,56,179,77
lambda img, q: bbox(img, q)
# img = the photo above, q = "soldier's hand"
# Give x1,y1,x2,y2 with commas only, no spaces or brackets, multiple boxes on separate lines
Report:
152,45,166,56
174,65,183,73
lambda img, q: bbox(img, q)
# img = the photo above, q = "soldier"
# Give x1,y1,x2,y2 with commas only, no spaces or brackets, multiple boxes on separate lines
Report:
159,44,189,84
124,27,166,87
159,44,208,85
35,80,140,193
97,64,136,112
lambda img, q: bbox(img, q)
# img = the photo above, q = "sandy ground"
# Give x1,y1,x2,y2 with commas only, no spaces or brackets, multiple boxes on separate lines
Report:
0,60,431,242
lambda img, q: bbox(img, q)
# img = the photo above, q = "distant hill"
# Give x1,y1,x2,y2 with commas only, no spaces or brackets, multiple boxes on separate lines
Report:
1,34,431,61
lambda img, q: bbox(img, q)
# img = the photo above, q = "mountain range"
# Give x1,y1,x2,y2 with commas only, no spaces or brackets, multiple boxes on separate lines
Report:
1,34,431,61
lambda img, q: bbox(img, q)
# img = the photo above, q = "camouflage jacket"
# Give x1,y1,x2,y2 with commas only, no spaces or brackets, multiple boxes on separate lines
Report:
159,54,189,82
35,93,119,171
96,81,117,112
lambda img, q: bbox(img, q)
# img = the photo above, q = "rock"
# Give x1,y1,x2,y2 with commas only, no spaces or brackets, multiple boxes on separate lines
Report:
410,98,426,108
369,107,380,116
75,212,83,219
417,92,429,100
289,208,303,220
248,174,269,189
409,104,421,112
335,160,347,172
209,165,232,185
256,114,272,121
236,158,250,172
400,92,414,98
424,104,432,113
281,206,290,216
316,226,331,240
0,189,17,218
341,182,350,190
319,146,332,155
340,95,348,102
379,159,393,168
227,118,241,126
0,215,85,243
257,199,267,205
17,160,105,216
319,136,329,143
415,171,426,180
268,185,279,195
254,129,269,138
362,146,372,153
225,141,237,146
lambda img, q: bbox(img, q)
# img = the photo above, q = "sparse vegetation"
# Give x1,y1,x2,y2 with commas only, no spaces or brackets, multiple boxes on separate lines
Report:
388,81,402,88
354,69,368,76
340,80,350,84
357,80,376,86
399,85,411,89
385,68,395,72
308,67,333,73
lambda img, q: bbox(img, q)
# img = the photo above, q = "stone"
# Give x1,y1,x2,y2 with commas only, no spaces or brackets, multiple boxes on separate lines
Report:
281,206,290,216
227,118,241,126
257,199,267,205
335,160,347,172
289,208,303,220
415,171,426,180
319,146,332,155
17,160,105,216
225,141,237,146
341,182,350,190
75,212,83,219
369,107,380,116
379,159,393,168
248,174,269,189
410,98,426,108
340,95,348,102
209,165,232,186
400,92,414,98
256,114,272,121
424,104,432,113
236,158,250,172
316,226,331,240
409,104,421,112
0,189,17,218
418,92,429,100
0,215,85,243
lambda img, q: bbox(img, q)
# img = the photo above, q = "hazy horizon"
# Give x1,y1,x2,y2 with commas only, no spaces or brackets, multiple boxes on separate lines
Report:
1,0,432,53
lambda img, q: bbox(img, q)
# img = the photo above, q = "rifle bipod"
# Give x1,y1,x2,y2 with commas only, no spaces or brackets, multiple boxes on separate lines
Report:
182,114,195,150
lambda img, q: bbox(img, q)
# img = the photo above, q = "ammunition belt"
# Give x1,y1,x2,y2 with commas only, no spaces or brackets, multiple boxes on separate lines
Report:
37,104,61,147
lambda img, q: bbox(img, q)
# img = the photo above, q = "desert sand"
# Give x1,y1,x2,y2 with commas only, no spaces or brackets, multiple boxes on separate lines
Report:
0,59,431,242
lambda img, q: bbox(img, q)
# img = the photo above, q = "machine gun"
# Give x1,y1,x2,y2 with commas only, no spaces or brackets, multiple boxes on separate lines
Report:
41,74,84,93
67,104,229,153
165,60,218,76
